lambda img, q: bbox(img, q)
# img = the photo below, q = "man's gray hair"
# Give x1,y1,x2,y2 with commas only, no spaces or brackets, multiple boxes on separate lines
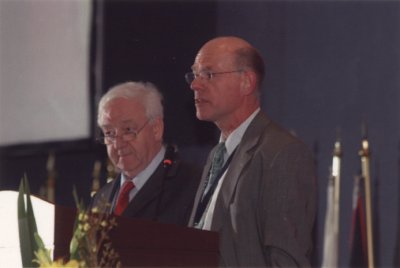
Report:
97,81,163,125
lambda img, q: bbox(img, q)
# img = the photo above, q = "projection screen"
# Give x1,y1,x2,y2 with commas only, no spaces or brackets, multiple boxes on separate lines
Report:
0,0,91,146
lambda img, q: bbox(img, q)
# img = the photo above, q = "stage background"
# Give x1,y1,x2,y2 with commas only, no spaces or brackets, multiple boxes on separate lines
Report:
0,1,399,266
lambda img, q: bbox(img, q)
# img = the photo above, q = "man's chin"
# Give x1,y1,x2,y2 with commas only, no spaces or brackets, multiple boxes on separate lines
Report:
196,111,213,122
117,162,131,173
117,162,140,177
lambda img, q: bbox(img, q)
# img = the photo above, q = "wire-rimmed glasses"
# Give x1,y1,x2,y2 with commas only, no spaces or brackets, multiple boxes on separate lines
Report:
184,70,243,84
97,120,149,145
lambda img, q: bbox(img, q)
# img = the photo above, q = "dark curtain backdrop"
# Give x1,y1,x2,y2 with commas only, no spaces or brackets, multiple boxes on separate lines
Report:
212,1,400,266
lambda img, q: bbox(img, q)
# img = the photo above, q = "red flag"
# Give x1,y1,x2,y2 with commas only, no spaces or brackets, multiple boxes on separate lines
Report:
349,174,368,267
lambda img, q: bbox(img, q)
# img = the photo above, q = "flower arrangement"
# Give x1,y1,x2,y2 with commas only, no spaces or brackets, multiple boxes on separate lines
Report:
18,176,121,267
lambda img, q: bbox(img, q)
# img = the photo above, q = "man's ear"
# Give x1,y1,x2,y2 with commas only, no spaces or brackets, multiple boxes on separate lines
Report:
240,70,258,95
152,117,164,141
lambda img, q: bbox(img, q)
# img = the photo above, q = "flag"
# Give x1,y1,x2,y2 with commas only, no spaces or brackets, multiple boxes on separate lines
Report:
321,138,342,267
321,174,339,267
349,174,368,267
394,229,400,266
311,140,319,267
393,142,400,266
372,161,380,267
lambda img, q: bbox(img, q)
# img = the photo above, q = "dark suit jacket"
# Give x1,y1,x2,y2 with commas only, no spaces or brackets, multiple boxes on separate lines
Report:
189,111,317,267
91,149,202,226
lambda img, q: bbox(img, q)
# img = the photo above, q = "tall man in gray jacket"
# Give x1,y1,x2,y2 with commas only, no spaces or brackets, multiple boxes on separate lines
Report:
186,36,317,267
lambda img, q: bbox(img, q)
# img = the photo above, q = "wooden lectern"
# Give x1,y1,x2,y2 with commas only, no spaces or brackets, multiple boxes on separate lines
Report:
53,205,219,267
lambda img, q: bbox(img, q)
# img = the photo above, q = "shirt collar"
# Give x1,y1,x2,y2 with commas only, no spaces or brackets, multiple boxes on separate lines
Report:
222,108,260,156
121,145,166,190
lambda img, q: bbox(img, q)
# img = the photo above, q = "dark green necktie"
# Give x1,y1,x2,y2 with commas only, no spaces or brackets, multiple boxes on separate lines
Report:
194,142,232,228
203,142,226,197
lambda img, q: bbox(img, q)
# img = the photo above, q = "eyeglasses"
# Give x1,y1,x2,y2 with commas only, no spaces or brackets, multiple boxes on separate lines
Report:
97,120,150,145
184,70,243,84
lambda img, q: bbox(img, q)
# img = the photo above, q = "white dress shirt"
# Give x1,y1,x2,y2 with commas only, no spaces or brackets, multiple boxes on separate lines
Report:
113,146,166,208
202,108,260,230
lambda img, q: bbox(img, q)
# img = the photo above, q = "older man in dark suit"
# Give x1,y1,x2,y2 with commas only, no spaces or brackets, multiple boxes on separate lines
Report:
91,81,201,226
186,36,317,266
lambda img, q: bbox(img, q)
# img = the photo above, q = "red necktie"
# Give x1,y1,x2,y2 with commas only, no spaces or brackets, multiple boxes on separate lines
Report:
114,180,135,216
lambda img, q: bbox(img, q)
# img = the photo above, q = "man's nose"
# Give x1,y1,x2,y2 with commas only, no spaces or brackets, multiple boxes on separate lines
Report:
190,77,204,91
113,135,127,148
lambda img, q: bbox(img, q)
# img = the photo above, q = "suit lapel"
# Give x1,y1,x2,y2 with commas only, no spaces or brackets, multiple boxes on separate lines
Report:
105,177,119,198
122,163,165,217
188,150,213,226
211,112,271,229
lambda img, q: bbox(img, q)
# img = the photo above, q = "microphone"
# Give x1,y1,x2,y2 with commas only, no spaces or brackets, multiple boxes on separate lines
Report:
163,145,176,168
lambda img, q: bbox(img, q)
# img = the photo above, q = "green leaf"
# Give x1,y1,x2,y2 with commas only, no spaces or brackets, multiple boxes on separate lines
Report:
18,175,39,267
70,185,85,260
33,233,52,264
34,232,46,251
72,185,85,212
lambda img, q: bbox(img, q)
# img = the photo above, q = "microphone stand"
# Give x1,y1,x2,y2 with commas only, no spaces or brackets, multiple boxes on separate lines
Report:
153,145,175,221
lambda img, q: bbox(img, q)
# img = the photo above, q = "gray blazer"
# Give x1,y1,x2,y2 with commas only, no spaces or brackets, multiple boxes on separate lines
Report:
189,111,317,267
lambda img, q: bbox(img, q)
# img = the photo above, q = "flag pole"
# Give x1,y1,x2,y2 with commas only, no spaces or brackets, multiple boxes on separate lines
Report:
332,129,342,245
359,123,374,268
46,151,56,203
91,160,102,197
322,130,342,267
